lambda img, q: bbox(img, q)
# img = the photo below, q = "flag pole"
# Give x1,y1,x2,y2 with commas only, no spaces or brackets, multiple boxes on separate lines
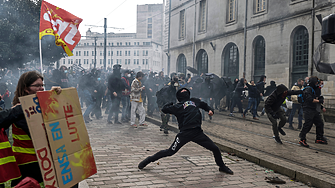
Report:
39,39,43,74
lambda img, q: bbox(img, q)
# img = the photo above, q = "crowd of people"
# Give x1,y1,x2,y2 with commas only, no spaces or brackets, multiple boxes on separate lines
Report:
0,64,329,187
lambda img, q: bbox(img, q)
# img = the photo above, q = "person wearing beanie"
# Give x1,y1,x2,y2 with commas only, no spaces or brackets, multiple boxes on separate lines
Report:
299,76,327,147
138,88,234,175
264,84,302,144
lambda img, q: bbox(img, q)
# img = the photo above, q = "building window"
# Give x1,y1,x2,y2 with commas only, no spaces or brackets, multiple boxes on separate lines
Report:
92,51,94,56
292,26,309,86
120,42,122,46
92,59,94,64
228,0,237,22
100,51,102,56
179,10,185,39
71,59,73,64
108,51,110,56
134,59,136,65
146,50,148,56
137,59,139,65
125,51,127,56
146,59,148,65
108,59,110,64
177,54,187,75
256,0,266,13
63,59,65,64
111,51,113,56
76,59,78,64
143,59,145,65
143,50,145,56
111,59,113,64
117,42,119,46
254,36,266,81
117,51,119,56
128,51,130,56
137,50,139,56
120,51,122,56
222,43,239,80
148,18,152,23
199,0,207,32
100,59,102,64
196,50,208,74
84,51,86,56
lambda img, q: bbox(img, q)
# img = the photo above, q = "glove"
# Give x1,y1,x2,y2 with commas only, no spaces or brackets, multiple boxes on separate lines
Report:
271,113,279,119
318,96,324,104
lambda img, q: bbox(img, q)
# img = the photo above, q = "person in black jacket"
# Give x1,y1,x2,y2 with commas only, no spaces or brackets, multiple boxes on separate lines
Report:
299,76,327,147
155,76,179,134
138,88,234,175
229,78,247,117
242,81,260,120
264,84,302,144
107,65,125,124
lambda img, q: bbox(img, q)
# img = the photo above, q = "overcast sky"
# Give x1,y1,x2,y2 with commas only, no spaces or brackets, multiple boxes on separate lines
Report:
46,0,163,36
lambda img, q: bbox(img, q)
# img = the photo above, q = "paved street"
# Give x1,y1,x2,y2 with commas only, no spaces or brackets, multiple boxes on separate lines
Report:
83,113,311,188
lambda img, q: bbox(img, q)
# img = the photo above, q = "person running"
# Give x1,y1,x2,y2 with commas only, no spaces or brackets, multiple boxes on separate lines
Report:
138,88,233,174
264,84,302,144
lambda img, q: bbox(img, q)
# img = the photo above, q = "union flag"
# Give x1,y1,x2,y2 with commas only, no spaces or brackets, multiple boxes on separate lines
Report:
39,1,83,56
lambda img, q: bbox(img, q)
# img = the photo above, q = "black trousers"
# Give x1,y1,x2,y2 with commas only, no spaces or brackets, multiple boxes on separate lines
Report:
146,128,225,167
299,109,324,140
230,97,243,113
108,97,121,122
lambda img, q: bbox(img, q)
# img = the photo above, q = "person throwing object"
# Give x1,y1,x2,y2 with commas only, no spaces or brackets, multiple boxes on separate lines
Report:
138,88,233,174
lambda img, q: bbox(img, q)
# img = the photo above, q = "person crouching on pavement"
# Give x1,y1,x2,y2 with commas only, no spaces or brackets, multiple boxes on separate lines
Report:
299,76,327,147
264,84,302,144
130,72,147,127
138,88,234,175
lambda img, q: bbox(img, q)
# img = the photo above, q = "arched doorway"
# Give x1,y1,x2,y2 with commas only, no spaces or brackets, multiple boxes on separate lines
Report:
291,26,309,87
177,54,187,75
253,36,265,82
196,49,208,75
222,43,239,80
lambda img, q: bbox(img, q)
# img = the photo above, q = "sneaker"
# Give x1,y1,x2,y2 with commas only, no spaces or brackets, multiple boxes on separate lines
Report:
138,157,151,169
315,137,328,144
228,113,235,117
139,123,148,127
274,136,283,144
299,140,309,148
219,165,234,175
253,117,259,120
114,121,122,124
132,124,138,128
278,127,286,136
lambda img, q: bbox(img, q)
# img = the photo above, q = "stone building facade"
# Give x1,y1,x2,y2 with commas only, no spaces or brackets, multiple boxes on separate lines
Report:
164,0,335,98
56,3,164,73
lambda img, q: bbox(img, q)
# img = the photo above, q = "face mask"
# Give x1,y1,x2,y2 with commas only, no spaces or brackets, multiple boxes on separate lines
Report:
64,70,68,73
174,83,179,87
127,74,131,77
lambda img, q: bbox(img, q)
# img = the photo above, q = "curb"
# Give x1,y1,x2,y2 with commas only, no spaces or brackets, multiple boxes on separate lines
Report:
145,116,335,188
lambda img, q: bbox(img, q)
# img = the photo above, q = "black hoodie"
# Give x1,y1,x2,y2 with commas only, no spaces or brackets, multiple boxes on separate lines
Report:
162,88,214,131
264,84,302,114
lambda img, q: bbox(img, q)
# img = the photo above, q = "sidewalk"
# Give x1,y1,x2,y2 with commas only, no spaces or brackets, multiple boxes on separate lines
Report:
145,109,335,188
83,114,311,187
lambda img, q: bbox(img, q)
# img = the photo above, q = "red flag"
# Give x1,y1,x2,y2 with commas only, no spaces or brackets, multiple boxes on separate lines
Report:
39,1,83,56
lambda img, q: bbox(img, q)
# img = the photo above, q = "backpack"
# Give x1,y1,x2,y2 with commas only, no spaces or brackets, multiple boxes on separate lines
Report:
298,86,315,103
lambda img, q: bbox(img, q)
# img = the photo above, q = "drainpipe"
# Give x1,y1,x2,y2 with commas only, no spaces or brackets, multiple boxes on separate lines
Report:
311,0,315,76
167,0,171,75
193,0,197,72
243,0,248,78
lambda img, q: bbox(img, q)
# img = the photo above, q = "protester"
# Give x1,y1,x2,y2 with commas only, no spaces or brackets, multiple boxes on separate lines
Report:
255,75,266,117
107,65,124,124
229,78,247,117
288,78,304,130
138,88,234,175
9,71,73,187
299,76,327,147
156,76,180,134
121,70,131,122
242,80,260,120
130,71,147,127
264,84,302,144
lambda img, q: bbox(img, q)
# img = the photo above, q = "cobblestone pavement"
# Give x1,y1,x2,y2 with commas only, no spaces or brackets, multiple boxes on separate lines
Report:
83,114,311,188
